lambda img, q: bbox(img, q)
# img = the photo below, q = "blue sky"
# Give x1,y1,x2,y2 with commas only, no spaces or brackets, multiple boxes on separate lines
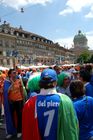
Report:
0,0,93,49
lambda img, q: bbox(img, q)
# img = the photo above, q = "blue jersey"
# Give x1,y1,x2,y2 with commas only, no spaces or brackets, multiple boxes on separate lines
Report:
36,94,60,140
85,83,93,97
73,96,93,140
22,92,78,140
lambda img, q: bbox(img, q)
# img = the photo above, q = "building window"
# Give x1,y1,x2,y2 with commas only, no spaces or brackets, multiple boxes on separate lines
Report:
16,32,19,36
0,59,3,65
37,38,40,41
0,51,2,55
4,29,8,33
0,40,2,46
7,59,10,65
0,28,2,32
16,40,19,44
5,41,9,47
10,29,14,35
31,36,36,40
22,34,25,38
20,40,22,44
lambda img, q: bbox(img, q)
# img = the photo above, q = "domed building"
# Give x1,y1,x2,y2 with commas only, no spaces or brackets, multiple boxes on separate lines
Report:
70,30,89,57
73,30,88,49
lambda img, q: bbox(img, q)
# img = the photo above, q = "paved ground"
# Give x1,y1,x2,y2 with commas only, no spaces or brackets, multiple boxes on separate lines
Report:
0,116,22,140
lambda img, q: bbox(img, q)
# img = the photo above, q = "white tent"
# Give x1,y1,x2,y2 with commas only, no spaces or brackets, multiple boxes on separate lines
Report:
29,65,49,69
17,65,29,69
0,66,9,70
62,64,79,67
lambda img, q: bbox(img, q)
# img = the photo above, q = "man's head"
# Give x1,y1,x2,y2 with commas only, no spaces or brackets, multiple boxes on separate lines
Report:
53,65,61,74
39,68,57,89
70,80,85,98
8,68,16,79
79,69,91,83
57,72,71,87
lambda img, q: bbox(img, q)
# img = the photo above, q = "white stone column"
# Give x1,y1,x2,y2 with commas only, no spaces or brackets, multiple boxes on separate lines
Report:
3,59,7,66
10,58,13,67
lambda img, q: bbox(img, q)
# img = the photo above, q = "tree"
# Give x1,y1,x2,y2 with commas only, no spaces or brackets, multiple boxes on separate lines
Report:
76,51,90,64
89,54,93,63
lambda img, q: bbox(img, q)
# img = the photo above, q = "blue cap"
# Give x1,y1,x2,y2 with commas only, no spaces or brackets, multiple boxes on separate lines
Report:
40,69,57,83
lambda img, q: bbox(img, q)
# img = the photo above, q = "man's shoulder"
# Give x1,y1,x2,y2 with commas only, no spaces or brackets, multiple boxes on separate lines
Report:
27,95,37,101
57,92,71,100
57,93,73,108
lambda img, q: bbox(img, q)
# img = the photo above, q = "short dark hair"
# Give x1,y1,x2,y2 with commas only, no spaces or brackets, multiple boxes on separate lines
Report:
8,68,15,77
70,80,85,98
79,70,91,82
39,81,56,89
85,65,92,73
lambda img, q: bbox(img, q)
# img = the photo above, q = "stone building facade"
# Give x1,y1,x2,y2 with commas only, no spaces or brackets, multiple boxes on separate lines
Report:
0,23,73,67
69,30,89,63
70,30,88,56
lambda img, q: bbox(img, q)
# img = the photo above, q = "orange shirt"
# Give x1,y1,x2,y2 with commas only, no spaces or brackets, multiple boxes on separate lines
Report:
0,77,4,104
0,79,4,94
8,79,24,101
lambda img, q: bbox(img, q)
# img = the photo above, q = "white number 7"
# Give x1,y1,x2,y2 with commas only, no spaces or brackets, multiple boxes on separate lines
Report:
44,110,55,137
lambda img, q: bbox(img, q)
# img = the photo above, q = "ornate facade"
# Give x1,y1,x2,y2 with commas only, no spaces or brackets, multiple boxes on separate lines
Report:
0,23,73,67
70,30,88,56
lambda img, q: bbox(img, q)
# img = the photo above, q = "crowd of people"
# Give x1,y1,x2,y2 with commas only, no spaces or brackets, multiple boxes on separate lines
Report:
0,64,93,140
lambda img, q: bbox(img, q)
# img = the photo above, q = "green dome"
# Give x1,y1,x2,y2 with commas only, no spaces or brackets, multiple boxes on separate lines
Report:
73,30,87,44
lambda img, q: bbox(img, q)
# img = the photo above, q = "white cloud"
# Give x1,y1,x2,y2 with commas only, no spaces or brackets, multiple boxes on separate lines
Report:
1,0,52,9
54,37,74,49
85,12,93,18
86,31,93,49
87,36,93,50
85,6,93,18
86,30,93,35
66,0,92,12
59,8,73,16
59,0,93,17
